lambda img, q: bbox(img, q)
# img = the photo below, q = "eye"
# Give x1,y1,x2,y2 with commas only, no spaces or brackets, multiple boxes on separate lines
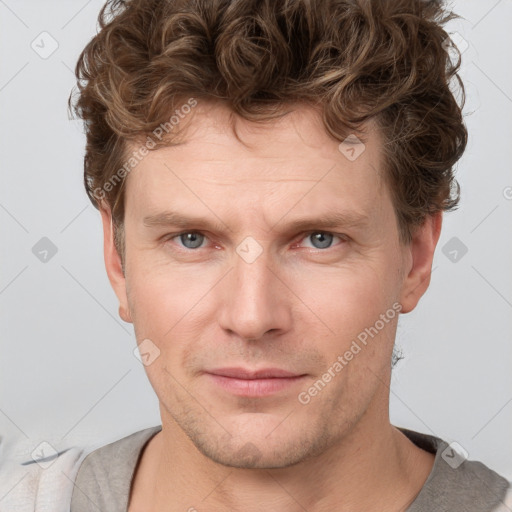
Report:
165,230,346,252
299,232,345,250
172,232,207,250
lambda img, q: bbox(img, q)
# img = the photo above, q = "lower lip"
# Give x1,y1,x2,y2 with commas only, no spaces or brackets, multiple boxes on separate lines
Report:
205,374,307,397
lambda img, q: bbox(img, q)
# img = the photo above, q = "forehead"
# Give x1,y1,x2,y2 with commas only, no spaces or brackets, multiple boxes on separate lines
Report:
123,102,389,224
134,101,381,166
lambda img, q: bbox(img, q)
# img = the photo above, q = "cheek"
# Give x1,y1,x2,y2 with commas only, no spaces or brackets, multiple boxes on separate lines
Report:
126,261,215,360
130,279,188,335
290,257,401,394
294,260,397,333
126,269,206,401
299,265,399,387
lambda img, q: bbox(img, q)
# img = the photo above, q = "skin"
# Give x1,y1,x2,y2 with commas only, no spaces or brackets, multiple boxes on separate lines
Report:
101,101,440,511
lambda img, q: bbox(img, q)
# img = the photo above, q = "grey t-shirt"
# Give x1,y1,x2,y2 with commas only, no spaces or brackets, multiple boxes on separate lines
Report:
70,425,511,511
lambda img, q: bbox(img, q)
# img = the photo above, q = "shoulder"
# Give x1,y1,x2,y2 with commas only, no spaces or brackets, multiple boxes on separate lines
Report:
70,425,162,511
398,427,512,511
0,438,87,512
496,485,512,511
72,425,162,481
0,426,161,512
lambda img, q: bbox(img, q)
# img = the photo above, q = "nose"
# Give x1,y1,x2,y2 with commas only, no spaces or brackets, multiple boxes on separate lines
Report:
217,241,292,341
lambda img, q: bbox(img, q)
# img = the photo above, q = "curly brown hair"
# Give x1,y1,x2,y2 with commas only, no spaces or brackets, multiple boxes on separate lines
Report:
70,0,467,253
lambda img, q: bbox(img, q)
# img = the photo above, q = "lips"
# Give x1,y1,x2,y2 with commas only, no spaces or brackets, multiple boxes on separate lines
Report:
206,367,302,379
204,367,307,397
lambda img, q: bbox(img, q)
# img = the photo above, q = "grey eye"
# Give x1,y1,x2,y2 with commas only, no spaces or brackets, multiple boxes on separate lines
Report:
179,232,205,249
308,232,334,249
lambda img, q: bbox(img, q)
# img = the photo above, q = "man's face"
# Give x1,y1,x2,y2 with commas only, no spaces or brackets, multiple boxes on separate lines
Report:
106,103,420,468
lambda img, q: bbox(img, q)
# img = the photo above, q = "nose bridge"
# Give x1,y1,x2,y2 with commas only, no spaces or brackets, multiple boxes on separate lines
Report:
218,237,288,340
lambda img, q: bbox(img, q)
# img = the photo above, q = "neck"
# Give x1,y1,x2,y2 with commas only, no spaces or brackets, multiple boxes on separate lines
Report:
129,401,434,512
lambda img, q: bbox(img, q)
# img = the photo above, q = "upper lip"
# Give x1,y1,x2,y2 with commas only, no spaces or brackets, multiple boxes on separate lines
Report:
206,367,304,379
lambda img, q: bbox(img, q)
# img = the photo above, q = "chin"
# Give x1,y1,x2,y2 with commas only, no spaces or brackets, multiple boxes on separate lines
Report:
195,440,311,469
186,421,332,470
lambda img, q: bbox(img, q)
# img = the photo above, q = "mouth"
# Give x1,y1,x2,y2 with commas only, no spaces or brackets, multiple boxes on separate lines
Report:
204,367,308,397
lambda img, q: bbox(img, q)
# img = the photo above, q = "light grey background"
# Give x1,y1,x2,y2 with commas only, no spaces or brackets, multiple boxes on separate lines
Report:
1,0,511,482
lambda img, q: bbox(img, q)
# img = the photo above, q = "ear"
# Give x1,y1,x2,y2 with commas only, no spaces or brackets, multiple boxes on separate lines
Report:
399,212,442,314
99,207,132,323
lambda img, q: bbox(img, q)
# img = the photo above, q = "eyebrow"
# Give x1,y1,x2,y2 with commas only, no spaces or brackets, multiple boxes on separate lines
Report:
143,210,369,234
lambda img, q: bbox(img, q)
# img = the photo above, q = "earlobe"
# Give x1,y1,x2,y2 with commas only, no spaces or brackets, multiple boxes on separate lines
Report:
99,207,132,324
119,304,132,323
399,212,442,314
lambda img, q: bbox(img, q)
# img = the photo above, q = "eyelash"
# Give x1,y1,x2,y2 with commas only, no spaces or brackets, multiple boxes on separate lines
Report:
164,231,348,252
